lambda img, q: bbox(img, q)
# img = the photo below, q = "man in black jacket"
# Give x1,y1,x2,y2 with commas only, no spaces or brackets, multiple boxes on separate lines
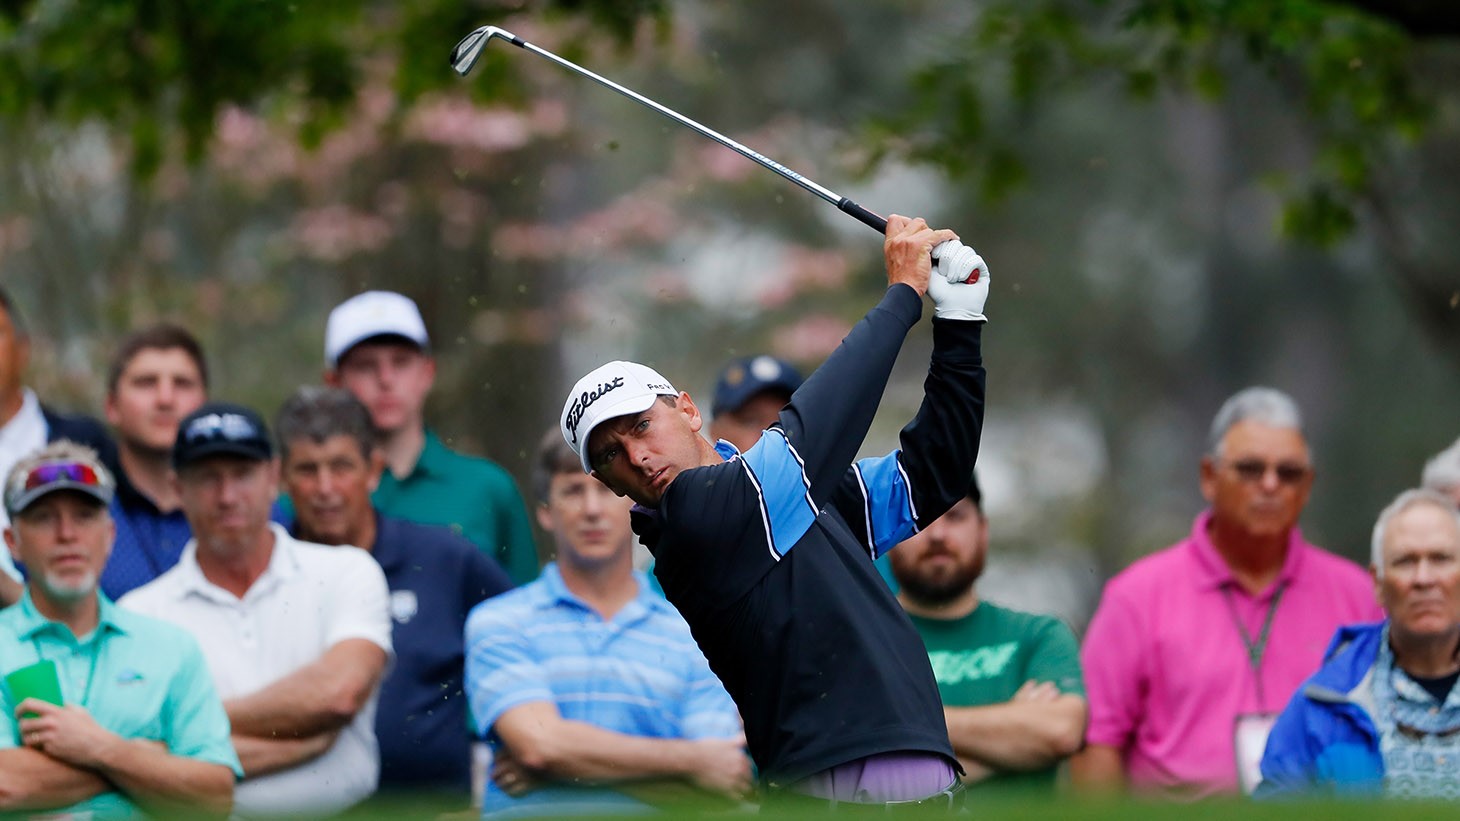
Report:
0,288,114,606
558,215,990,807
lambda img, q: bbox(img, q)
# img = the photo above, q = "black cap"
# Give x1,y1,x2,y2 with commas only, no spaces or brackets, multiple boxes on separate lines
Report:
712,355,804,417
967,471,982,509
173,402,273,469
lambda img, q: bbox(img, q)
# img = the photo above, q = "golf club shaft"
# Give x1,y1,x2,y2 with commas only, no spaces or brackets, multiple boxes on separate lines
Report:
456,27,888,234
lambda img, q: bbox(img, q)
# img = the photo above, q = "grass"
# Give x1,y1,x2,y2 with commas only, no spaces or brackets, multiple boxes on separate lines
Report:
200,792,1460,819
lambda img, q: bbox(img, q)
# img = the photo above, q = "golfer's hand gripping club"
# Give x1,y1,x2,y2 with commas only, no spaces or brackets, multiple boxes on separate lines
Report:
929,240,990,322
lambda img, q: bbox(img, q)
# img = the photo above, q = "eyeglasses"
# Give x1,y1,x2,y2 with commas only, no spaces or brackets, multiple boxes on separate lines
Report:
24,462,103,491
1224,459,1311,485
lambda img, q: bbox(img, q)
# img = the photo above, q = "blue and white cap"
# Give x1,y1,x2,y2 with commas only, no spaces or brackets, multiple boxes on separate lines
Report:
561,361,678,473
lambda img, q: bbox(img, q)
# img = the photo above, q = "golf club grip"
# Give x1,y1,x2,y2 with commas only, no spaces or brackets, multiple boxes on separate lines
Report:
838,199,889,234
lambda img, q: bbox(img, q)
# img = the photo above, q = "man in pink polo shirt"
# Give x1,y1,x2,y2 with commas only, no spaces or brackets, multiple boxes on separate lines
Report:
1071,387,1381,798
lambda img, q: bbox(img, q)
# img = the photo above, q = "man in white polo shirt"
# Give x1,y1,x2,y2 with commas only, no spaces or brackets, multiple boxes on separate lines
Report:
121,401,393,817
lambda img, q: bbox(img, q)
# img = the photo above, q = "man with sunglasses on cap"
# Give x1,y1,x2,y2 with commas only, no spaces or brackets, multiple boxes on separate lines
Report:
559,216,989,807
120,402,393,817
0,287,117,607
0,441,239,817
1073,387,1381,798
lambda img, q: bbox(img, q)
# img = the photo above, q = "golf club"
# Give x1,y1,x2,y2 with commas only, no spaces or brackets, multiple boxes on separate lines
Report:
452,25,893,232
450,25,985,283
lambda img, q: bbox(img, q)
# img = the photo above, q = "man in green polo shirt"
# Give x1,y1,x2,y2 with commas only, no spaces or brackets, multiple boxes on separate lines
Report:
0,440,240,818
323,291,537,584
889,473,1088,795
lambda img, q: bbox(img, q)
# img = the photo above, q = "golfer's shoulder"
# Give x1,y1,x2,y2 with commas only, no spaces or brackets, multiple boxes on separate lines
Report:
663,459,757,527
673,455,749,496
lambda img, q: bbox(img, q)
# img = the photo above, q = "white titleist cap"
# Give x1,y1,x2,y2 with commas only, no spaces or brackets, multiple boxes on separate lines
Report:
561,360,679,473
325,291,430,368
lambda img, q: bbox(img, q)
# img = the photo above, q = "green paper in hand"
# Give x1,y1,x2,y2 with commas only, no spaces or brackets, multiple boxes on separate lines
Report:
5,659,63,721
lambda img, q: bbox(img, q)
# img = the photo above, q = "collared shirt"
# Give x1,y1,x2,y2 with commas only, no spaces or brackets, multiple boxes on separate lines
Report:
634,291,982,789
100,470,194,601
289,511,513,793
372,430,539,586
101,482,290,600
119,523,394,817
0,388,47,539
0,591,242,819
1082,510,1382,797
465,563,740,816
1372,627,1460,799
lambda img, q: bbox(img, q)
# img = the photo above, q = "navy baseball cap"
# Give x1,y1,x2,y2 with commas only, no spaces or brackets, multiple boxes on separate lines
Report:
711,355,804,417
173,402,273,468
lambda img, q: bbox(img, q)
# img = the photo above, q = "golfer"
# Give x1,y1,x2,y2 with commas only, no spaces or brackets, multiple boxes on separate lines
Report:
559,215,989,807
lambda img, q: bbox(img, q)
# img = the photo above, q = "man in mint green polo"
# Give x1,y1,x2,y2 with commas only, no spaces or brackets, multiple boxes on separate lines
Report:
0,440,239,818
323,291,537,585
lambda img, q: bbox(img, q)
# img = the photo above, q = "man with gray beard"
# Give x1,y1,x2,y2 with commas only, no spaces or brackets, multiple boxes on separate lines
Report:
0,441,239,816
889,473,1087,795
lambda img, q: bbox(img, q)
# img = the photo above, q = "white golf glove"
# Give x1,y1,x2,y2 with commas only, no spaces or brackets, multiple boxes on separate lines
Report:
928,240,989,322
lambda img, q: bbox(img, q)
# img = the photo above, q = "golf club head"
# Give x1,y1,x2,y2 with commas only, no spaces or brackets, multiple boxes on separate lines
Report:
451,26,518,76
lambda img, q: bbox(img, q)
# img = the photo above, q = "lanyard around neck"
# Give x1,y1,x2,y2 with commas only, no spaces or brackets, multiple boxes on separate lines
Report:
30,634,104,708
1221,583,1286,711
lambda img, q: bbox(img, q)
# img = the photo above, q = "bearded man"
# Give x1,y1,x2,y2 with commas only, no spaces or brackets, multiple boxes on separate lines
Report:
889,472,1087,794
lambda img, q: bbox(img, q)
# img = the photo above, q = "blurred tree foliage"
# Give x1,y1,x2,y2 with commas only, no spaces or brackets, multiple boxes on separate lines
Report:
869,0,1460,366
0,0,664,175
0,0,1457,608
0,0,666,492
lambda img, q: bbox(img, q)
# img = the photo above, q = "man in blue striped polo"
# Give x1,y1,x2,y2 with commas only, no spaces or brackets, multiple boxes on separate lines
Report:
464,429,748,817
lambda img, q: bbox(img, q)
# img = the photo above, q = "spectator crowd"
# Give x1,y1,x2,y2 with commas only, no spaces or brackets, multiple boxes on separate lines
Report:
0,280,1457,816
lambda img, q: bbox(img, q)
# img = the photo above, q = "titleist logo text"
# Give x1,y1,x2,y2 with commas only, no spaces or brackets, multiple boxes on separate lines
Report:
566,376,625,443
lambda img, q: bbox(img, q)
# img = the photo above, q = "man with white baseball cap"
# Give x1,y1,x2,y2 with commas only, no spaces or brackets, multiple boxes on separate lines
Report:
560,215,990,808
324,291,538,585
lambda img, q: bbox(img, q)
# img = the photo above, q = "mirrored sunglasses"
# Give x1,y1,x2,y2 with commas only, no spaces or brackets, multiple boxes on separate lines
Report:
24,462,102,491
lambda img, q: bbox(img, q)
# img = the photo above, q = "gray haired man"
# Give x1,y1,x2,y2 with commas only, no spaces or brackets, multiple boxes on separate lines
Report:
1259,488,1460,798
1073,387,1382,797
1422,438,1460,509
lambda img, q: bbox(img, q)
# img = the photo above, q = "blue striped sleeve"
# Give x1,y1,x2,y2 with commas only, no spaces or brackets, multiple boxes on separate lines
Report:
465,598,555,736
738,427,820,560
678,643,743,741
850,451,919,559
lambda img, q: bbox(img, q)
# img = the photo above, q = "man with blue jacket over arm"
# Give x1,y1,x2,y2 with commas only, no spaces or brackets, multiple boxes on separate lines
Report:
560,215,990,808
1258,488,1460,799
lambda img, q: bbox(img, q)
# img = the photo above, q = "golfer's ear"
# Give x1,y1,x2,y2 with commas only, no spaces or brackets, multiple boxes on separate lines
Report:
678,391,703,433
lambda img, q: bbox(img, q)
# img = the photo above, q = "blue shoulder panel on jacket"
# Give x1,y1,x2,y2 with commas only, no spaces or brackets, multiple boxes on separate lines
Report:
740,428,818,560
851,451,918,559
